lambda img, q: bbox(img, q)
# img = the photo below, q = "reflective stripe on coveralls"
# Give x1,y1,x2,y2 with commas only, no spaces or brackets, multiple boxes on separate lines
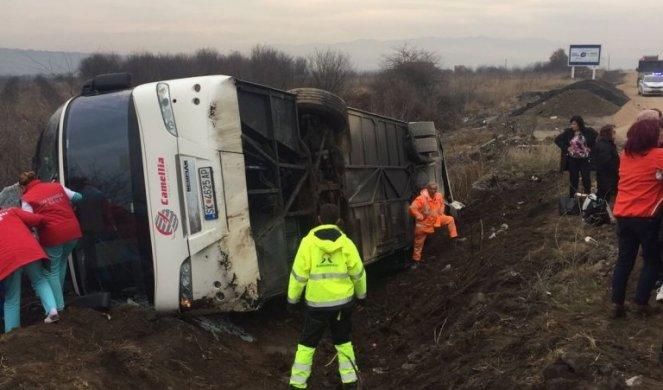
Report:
290,344,315,388
336,342,359,384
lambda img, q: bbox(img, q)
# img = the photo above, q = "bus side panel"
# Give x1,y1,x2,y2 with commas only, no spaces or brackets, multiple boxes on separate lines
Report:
341,109,415,264
236,81,309,300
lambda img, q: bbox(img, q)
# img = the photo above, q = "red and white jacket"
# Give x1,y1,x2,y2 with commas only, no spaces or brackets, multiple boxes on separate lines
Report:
21,180,82,247
0,208,47,281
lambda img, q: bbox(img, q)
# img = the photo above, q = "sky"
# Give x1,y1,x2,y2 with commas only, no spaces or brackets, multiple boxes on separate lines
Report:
3,0,663,69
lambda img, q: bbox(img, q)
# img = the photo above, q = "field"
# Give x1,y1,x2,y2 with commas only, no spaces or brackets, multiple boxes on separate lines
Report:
2,63,663,389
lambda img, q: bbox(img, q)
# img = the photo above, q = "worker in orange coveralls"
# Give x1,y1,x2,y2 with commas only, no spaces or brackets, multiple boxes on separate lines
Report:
408,181,457,269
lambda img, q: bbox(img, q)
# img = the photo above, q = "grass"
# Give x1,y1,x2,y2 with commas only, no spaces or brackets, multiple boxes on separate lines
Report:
448,160,487,204
497,144,559,174
446,141,560,204
447,72,571,111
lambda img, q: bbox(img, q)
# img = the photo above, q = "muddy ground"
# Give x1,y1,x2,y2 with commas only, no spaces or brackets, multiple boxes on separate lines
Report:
3,72,663,389
2,163,663,389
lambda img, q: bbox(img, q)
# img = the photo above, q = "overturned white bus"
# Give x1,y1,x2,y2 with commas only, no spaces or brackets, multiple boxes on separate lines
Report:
34,73,457,312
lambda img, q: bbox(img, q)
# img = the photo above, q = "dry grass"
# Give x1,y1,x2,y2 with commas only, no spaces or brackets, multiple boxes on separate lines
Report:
447,143,560,203
497,144,559,173
448,160,487,203
447,72,570,111
0,78,73,186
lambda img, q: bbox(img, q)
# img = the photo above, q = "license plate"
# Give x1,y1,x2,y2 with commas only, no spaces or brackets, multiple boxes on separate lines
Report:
198,167,218,220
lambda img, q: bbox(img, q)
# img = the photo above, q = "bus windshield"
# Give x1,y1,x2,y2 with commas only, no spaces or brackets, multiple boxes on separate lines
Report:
63,91,154,303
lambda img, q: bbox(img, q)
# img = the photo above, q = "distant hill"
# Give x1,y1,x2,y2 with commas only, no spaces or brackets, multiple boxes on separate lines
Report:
0,48,89,76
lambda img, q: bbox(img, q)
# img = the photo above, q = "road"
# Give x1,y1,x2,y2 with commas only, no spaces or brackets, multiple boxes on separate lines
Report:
613,72,663,142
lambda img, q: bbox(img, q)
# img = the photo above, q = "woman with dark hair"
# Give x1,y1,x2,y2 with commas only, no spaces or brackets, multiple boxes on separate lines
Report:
19,171,82,312
554,115,598,198
611,119,663,317
593,124,619,202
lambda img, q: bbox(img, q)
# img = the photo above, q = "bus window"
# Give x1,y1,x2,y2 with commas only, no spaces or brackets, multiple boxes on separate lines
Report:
63,91,154,302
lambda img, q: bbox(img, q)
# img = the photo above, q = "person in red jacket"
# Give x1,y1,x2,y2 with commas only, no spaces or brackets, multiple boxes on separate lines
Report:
611,119,663,318
0,207,60,332
408,181,458,269
20,171,83,311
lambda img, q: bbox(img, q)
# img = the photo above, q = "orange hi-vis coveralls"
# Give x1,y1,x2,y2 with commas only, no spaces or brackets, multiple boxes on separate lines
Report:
408,189,457,261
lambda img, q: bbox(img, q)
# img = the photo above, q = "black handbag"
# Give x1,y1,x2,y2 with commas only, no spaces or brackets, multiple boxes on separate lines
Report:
582,197,609,226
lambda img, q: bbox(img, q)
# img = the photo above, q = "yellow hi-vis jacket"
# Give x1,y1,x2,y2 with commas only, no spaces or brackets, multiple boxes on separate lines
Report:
287,224,367,309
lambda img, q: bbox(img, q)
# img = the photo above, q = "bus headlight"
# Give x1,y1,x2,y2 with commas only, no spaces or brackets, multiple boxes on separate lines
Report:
156,82,178,136
179,257,193,309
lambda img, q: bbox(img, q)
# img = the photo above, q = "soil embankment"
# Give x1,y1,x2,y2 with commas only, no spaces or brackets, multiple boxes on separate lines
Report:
2,73,663,389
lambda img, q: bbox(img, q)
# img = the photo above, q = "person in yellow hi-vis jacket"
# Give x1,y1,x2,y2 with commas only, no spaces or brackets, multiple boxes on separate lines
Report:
287,203,367,390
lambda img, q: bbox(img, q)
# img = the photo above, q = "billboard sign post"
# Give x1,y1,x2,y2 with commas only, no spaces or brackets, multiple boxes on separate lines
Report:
568,44,601,80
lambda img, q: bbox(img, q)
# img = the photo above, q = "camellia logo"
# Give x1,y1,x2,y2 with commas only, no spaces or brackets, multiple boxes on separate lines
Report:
155,209,179,237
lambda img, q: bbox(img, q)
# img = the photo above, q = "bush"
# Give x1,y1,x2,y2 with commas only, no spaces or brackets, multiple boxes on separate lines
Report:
307,49,354,95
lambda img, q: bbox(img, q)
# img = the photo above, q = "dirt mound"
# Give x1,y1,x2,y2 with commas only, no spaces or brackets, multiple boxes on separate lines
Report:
513,79,629,117
526,89,620,118
0,306,280,389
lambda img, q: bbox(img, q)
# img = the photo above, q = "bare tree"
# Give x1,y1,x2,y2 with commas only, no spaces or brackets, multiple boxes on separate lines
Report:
248,45,308,89
79,53,122,79
366,45,450,126
382,45,442,93
307,49,353,94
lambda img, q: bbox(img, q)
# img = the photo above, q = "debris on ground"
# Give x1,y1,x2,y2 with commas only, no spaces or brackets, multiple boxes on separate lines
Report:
625,376,643,387
192,315,256,343
488,223,509,239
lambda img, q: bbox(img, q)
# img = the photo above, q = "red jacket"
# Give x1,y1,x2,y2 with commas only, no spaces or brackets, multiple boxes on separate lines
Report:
22,180,82,247
409,189,445,234
614,149,663,218
0,208,47,281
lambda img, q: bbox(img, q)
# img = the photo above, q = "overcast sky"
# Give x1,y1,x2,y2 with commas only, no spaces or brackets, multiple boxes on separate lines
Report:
3,0,663,68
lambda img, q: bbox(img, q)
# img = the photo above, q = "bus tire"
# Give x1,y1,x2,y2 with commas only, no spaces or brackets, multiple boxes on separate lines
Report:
289,88,348,132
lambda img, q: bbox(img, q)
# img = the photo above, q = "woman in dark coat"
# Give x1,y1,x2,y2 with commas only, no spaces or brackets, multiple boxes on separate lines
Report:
593,124,619,203
554,115,598,198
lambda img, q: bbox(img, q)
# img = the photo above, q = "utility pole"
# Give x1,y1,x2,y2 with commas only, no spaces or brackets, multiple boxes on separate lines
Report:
608,54,611,71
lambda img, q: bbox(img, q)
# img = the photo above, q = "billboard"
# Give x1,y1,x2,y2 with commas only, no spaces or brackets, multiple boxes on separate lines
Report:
568,45,601,66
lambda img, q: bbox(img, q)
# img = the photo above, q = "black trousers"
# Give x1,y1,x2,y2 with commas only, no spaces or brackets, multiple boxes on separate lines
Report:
567,157,591,198
299,307,353,348
596,171,617,202
612,217,662,305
